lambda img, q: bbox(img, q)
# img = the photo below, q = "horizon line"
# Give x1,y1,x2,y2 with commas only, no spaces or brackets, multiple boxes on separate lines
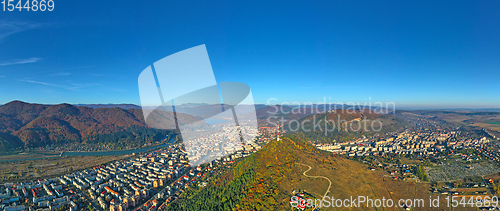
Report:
1,100,499,111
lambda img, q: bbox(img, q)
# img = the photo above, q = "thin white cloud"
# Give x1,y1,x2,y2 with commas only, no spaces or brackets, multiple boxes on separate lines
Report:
17,79,101,90
17,79,62,88
50,72,71,76
0,57,42,67
299,85,347,89
0,75,5,77
14,65,95,78
68,83,101,90
0,20,48,41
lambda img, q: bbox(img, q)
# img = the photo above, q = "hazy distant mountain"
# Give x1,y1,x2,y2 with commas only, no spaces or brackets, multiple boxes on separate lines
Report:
0,101,201,151
436,108,500,112
76,104,142,110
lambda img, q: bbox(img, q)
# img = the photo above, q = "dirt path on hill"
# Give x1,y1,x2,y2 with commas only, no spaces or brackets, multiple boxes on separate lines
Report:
296,163,332,199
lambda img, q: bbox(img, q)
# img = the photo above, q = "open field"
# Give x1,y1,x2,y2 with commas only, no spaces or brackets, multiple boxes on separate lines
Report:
471,122,500,133
486,121,500,126
400,111,500,132
0,151,61,161
0,154,132,183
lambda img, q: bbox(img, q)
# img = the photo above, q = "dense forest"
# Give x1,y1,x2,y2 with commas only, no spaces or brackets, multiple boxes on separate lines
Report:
0,101,186,151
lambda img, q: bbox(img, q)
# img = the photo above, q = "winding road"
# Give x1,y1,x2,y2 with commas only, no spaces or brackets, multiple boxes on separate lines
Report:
296,163,332,199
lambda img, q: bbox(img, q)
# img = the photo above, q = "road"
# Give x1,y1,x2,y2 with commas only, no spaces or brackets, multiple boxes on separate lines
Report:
296,163,332,199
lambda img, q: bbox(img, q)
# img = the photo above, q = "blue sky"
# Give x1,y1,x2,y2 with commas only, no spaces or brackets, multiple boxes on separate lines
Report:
0,0,499,109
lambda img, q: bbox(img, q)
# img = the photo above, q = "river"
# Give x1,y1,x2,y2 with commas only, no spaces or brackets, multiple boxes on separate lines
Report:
0,135,177,163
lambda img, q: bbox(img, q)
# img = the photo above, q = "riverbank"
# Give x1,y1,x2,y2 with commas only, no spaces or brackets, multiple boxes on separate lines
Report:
0,135,177,163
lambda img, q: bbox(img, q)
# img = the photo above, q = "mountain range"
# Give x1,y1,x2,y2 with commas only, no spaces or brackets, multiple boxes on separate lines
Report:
0,101,200,151
0,101,409,152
